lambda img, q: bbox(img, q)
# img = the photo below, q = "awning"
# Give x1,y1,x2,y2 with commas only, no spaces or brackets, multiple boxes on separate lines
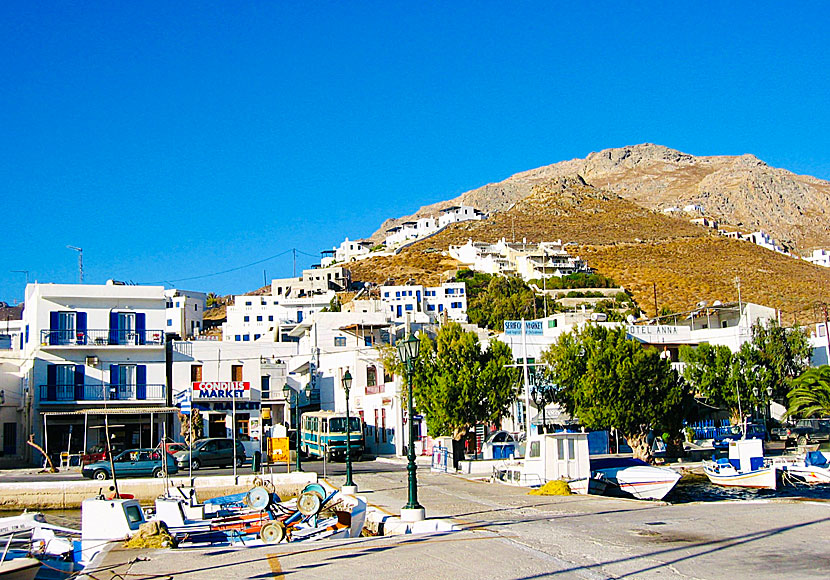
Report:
41,407,180,417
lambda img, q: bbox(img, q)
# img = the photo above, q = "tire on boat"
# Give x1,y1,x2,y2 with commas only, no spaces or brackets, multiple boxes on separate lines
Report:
259,522,286,544
297,490,324,516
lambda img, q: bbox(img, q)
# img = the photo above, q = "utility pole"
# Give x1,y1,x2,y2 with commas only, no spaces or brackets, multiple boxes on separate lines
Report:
293,249,297,277
822,302,830,364
67,246,83,283
734,276,742,328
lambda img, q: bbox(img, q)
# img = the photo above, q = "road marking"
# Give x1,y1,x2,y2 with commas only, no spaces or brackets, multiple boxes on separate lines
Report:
267,554,284,579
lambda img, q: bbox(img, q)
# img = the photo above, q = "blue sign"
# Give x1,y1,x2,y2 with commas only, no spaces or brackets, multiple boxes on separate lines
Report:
180,392,191,415
504,320,544,336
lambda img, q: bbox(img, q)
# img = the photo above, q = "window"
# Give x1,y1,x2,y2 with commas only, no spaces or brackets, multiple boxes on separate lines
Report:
257,316,263,322
235,335,241,341
384,292,389,298
194,304,198,311
548,319,557,328
176,301,181,308
268,315,274,322
427,305,435,311
243,334,250,341
244,316,250,322
167,319,172,326
232,365,243,381
334,336,346,347
405,304,413,311
245,301,252,306
165,301,173,309
367,366,377,387
191,365,202,382
364,335,373,346
395,291,400,298
261,375,270,398
254,334,261,340
529,441,540,458
459,288,464,295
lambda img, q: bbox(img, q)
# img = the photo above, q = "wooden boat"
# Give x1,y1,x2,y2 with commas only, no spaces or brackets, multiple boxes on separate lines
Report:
703,439,778,490
0,557,42,580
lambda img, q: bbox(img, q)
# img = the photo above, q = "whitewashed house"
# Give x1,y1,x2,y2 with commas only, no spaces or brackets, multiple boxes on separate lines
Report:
380,282,468,323
438,205,484,228
21,282,169,465
333,238,374,263
222,291,335,343
164,289,206,339
805,249,830,268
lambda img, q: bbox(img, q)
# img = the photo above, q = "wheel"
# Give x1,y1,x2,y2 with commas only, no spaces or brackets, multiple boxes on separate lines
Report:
191,458,201,470
297,491,323,516
797,435,808,447
259,522,285,544
153,468,165,478
93,469,109,481
236,456,244,468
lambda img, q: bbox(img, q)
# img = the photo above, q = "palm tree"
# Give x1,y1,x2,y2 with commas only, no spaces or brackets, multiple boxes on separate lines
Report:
787,366,830,418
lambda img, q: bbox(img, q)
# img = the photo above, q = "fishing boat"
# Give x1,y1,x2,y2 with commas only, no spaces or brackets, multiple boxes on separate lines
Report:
590,457,681,500
0,512,81,580
703,439,778,490
0,557,41,580
774,451,830,485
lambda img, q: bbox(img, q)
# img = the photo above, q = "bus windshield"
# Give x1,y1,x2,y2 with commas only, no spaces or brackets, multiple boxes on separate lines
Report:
328,417,362,433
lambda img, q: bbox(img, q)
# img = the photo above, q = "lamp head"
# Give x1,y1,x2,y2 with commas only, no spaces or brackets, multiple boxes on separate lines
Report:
396,332,420,363
342,369,352,393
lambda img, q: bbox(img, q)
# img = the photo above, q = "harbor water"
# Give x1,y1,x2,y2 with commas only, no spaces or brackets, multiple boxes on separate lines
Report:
667,473,830,503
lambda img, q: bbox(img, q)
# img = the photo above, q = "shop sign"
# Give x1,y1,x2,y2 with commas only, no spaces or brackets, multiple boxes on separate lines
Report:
193,381,251,400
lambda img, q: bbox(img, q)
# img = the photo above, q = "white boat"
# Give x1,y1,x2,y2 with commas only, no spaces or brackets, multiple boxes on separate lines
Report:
774,451,830,485
703,438,778,490
0,558,41,580
590,457,681,500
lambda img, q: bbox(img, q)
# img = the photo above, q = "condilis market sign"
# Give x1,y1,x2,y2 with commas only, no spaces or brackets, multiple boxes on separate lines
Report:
192,381,251,400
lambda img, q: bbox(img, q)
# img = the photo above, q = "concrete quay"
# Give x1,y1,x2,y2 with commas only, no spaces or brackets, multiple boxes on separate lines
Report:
0,471,317,509
84,467,830,579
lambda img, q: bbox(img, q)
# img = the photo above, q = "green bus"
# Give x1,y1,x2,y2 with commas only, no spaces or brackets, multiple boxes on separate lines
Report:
301,411,364,461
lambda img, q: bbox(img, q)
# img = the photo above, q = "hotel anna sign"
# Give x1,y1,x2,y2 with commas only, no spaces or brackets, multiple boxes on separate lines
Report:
626,325,690,343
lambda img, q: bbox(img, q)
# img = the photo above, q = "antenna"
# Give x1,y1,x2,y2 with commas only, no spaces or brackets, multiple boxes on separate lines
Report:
67,246,83,283
11,270,29,285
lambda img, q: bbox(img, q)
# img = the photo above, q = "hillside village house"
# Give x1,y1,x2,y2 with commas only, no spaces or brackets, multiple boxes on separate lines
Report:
320,238,375,267
19,282,171,465
384,204,484,248
804,249,830,268
450,238,590,282
164,289,206,339
222,291,335,343
380,282,468,323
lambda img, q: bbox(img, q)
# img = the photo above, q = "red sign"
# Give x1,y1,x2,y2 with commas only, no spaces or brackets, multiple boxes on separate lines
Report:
192,381,250,400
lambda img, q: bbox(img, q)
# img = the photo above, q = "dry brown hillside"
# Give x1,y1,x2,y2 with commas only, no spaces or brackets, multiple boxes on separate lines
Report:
373,144,830,253
353,178,830,324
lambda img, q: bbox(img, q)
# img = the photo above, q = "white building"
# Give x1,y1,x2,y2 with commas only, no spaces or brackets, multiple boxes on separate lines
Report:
271,265,350,298
450,238,590,282
747,231,786,254
438,205,484,228
20,282,169,464
222,291,335,343
288,311,405,456
416,216,439,237
804,249,830,268
380,282,468,323
164,289,206,339
321,238,374,266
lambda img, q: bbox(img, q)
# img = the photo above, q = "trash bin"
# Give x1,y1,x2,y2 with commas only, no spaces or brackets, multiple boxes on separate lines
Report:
251,450,262,472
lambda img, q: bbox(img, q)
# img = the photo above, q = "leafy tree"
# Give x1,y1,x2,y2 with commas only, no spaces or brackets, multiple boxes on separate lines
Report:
455,270,554,331
680,320,811,423
322,295,341,312
206,292,220,308
540,324,691,462
393,322,519,439
787,366,830,418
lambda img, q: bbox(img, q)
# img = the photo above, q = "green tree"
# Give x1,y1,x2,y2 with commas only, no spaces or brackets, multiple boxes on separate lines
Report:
397,322,519,439
540,324,691,462
787,366,830,418
206,292,220,308
680,320,811,423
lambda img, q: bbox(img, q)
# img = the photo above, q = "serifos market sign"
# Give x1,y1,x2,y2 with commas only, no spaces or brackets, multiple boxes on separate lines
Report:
193,381,251,400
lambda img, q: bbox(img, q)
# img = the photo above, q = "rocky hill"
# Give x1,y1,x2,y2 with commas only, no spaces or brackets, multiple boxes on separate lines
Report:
356,177,830,324
373,144,830,254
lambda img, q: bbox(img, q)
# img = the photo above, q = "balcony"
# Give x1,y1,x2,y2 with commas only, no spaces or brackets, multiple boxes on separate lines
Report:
40,329,165,347
39,383,166,403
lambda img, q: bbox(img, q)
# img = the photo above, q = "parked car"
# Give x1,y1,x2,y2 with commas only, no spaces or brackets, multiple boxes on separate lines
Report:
164,442,189,455
173,438,246,470
791,418,830,446
81,445,109,466
81,448,178,480
713,423,768,450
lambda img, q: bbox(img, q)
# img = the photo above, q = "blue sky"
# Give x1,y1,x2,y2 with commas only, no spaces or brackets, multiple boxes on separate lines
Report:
2,2,829,303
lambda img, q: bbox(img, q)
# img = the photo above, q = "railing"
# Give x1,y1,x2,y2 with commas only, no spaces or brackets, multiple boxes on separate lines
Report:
689,420,732,440
40,329,165,346
39,383,166,402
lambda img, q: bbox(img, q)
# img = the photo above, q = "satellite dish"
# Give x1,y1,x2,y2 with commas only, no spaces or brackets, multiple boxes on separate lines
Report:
697,300,708,308
713,300,723,306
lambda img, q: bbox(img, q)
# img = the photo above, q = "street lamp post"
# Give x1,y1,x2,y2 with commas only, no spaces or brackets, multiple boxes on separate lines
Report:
342,370,357,494
284,385,302,472
397,332,425,522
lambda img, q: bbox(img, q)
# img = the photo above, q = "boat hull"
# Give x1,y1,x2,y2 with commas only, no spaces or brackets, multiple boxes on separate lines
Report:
703,463,778,490
0,558,41,580
596,465,681,500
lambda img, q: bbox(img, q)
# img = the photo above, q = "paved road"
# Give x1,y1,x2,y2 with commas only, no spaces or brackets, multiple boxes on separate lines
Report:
88,465,830,579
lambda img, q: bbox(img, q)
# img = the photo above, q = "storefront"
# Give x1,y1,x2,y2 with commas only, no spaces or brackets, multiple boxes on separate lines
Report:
191,380,261,451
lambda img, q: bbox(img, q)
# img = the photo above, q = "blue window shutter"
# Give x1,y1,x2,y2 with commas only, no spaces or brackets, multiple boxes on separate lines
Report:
76,312,87,345
46,365,56,401
49,312,59,345
75,365,85,400
109,312,119,344
136,313,146,345
110,365,118,400
136,365,147,400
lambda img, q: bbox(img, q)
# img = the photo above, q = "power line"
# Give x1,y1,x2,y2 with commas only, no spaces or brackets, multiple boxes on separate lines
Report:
139,248,318,285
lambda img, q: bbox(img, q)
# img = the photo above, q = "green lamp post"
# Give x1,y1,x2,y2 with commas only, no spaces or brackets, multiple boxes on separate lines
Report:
283,384,305,472
396,332,425,521
342,370,357,494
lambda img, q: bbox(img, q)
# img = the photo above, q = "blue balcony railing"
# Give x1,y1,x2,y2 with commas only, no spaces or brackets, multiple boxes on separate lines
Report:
40,329,165,346
39,383,166,402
